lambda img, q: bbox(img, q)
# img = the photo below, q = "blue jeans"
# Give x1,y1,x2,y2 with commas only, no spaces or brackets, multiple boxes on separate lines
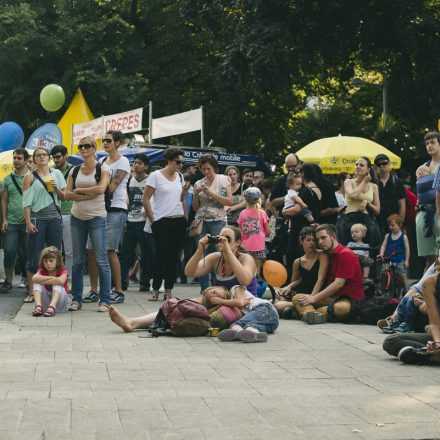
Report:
234,302,279,333
397,296,417,328
107,211,127,250
3,223,27,270
120,221,155,288
70,215,111,305
26,217,63,273
199,220,226,290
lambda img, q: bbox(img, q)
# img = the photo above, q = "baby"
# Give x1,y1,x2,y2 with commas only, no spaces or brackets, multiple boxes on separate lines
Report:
282,173,315,224
416,165,436,238
346,223,371,278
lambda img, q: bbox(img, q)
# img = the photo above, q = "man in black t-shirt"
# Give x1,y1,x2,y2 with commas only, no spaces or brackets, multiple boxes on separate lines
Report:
374,154,406,235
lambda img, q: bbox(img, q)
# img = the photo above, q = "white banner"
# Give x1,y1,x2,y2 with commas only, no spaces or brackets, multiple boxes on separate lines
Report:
152,108,202,139
103,107,143,134
72,117,103,145
72,107,143,144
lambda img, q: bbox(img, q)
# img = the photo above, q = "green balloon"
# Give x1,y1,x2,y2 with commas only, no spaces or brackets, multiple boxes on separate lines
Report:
40,84,65,112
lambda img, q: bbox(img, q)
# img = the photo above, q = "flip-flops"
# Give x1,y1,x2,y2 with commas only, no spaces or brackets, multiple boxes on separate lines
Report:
24,295,34,303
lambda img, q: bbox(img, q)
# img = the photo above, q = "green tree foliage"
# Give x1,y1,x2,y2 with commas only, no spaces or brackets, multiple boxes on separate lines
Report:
0,0,440,167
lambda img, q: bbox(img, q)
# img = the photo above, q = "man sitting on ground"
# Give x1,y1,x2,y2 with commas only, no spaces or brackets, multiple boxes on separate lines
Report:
292,223,364,324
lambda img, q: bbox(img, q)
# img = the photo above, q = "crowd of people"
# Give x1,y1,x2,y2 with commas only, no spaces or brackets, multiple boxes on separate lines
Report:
2,129,440,360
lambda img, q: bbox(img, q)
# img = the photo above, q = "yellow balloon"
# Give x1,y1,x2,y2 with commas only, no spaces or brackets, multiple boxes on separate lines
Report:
263,260,288,287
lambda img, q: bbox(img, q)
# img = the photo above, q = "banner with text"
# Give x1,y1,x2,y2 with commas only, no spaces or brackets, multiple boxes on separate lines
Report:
152,108,202,139
72,107,143,144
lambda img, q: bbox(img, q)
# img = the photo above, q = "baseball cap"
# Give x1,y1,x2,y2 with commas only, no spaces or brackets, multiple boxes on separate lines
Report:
374,154,389,165
243,187,262,202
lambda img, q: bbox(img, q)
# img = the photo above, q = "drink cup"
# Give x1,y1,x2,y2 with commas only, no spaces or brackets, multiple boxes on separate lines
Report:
44,175,54,192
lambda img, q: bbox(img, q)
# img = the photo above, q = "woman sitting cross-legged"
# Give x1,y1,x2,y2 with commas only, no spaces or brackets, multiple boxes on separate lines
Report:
274,226,329,319
184,225,258,295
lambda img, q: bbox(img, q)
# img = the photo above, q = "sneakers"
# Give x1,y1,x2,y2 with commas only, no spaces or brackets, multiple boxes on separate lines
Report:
217,329,241,341
18,277,27,288
382,321,401,334
0,280,12,293
68,301,81,311
303,312,327,325
398,346,432,365
239,329,268,343
395,322,414,333
97,303,109,313
377,317,392,331
110,291,125,304
83,291,99,303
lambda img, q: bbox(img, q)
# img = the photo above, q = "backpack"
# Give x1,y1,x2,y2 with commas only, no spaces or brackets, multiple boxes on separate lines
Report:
352,295,400,325
149,299,210,337
71,162,112,212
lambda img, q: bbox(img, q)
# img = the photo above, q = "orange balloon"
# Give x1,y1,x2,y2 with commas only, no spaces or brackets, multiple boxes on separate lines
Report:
263,260,288,287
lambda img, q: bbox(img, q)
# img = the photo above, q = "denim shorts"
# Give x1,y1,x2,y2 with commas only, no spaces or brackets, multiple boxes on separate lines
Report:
107,211,127,250
235,302,279,333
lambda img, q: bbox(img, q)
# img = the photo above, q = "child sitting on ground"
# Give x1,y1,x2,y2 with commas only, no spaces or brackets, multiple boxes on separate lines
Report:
379,214,410,292
282,173,316,225
213,285,279,343
238,187,270,279
32,246,69,317
346,223,372,278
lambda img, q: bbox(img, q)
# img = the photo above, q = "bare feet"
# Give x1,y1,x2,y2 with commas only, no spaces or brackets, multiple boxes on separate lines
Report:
108,305,134,332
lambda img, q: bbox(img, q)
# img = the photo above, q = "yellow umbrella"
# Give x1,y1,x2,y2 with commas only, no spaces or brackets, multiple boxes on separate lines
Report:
0,149,35,181
295,135,401,174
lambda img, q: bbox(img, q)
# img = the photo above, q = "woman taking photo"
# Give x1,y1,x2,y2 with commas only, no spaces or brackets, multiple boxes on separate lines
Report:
337,157,381,247
22,147,65,301
64,137,111,312
185,225,258,295
192,155,233,291
283,164,322,267
143,148,187,301
274,226,329,318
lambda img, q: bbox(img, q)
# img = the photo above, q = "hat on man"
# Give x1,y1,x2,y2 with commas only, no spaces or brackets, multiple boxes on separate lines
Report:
374,154,390,165
243,187,262,202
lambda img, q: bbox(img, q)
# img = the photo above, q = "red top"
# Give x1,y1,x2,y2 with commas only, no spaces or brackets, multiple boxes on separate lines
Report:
37,268,68,292
327,244,364,301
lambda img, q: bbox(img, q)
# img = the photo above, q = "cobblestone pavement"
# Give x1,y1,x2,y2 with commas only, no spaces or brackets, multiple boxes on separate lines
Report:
1,282,440,440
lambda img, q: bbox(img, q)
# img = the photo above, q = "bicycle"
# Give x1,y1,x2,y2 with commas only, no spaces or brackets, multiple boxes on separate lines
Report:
376,254,406,298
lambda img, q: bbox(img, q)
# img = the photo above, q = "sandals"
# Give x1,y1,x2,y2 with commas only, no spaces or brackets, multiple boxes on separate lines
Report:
32,305,43,317
148,291,160,301
43,306,56,317
427,341,440,354
163,291,172,301
24,295,34,303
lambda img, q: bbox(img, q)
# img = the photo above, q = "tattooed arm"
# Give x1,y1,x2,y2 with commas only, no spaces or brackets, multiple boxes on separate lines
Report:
108,169,128,194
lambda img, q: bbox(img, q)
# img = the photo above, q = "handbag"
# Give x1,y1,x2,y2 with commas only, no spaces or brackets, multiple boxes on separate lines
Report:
188,218,203,237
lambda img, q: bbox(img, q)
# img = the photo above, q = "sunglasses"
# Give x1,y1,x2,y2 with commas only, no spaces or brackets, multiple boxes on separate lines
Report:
51,154,63,160
377,162,389,167
78,144,93,150
174,160,184,166
102,138,113,143
35,153,48,158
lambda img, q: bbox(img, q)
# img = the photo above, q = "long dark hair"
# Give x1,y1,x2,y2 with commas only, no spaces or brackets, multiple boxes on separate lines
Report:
359,156,377,183
299,163,317,183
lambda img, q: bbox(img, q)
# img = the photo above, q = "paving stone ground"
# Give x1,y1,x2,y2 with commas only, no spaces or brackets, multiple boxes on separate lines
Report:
1,280,440,439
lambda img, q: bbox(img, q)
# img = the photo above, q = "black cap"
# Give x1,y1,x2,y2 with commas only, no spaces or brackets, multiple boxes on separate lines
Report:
374,154,389,165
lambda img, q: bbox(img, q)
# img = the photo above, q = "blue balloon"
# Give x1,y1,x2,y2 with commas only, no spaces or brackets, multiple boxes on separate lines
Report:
0,121,24,151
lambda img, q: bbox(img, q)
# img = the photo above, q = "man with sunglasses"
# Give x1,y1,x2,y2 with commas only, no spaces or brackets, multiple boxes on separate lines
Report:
374,153,406,235
50,145,73,283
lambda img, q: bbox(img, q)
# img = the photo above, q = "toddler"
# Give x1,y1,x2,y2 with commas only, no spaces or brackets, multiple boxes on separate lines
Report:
282,173,315,224
215,285,279,343
347,223,371,278
416,165,436,238
32,246,69,317
379,214,410,290
238,187,270,279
